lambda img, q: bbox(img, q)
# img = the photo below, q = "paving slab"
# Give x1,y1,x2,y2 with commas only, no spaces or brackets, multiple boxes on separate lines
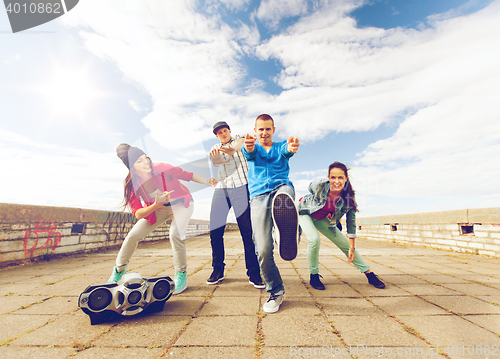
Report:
331,315,425,347
1,231,499,358
422,295,500,314
175,316,257,346
261,315,338,347
398,315,500,355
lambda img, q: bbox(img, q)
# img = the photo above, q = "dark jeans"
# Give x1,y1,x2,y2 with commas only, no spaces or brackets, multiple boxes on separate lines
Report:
210,185,260,277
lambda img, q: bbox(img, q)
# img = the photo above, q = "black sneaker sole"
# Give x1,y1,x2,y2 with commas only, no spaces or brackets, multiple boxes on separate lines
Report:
249,280,265,289
272,193,298,261
206,277,224,285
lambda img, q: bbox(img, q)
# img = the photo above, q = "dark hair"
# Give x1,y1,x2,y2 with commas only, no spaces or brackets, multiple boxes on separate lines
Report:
328,162,358,212
255,114,274,126
120,156,153,211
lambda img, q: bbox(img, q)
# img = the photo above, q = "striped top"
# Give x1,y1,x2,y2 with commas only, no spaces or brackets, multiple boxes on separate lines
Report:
210,135,249,189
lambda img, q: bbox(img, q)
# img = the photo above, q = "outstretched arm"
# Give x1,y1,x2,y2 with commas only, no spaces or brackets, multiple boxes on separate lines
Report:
244,133,257,153
287,137,300,153
209,148,231,165
192,174,217,187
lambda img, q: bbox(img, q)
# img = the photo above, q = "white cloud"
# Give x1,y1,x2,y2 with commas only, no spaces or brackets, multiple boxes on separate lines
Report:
0,127,125,211
255,0,309,29
62,0,258,151
52,0,500,218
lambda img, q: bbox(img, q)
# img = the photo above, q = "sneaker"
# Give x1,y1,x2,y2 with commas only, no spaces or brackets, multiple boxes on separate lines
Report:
310,273,325,290
263,292,285,313
249,273,265,289
108,266,127,283
272,192,298,261
173,271,187,294
207,268,224,285
366,272,385,289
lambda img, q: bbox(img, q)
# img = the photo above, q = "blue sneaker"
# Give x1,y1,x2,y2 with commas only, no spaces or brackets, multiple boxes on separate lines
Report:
108,266,127,283
173,271,187,294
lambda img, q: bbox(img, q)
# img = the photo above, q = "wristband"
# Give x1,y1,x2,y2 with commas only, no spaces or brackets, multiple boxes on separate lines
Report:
349,247,355,251
205,178,211,186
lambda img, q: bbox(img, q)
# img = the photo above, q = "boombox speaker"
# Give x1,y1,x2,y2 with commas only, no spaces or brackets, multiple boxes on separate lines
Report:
78,273,175,325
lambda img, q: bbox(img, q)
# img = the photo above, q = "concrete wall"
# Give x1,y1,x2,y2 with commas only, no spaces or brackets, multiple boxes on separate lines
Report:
356,207,500,257
0,203,238,267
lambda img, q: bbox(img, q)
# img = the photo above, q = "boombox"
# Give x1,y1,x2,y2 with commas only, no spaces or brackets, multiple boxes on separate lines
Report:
78,273,175,325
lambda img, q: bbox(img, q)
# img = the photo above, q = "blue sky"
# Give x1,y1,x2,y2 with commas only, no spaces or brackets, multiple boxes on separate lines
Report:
1,0,499,221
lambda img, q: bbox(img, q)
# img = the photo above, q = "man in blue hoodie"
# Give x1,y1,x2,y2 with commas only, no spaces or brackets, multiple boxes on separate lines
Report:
242,114,300,313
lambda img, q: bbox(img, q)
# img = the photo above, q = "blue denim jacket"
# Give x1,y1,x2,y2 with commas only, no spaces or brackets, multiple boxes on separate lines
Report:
298,178,357,238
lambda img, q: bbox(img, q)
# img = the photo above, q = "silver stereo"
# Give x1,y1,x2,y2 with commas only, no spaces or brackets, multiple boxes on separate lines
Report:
78,273,175,325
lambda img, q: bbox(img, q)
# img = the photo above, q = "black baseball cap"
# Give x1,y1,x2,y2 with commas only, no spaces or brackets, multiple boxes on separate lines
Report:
213,121,230,134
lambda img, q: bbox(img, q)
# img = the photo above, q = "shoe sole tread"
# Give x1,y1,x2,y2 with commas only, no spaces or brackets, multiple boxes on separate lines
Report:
272,193,298,261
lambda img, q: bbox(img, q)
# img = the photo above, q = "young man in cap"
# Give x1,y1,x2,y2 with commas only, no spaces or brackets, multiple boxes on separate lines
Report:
242,114,300,313
207,121,264,288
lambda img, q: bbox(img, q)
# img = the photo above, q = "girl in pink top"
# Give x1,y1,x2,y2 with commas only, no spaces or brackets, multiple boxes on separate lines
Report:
109,144,215,295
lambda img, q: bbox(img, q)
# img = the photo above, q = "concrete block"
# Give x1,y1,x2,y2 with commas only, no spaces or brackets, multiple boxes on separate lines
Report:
420,231,434,238
436,239,457,246
51,243,85,255
0,239,24,253
0,230,25,240
473,231,490,238
85,242,106,251
468,242,484,250
79,233,108,244
0,250,26,263
484,244,500,252
59,236,80,246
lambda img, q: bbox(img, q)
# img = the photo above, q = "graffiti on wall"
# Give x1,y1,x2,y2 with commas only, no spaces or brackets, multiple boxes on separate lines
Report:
98,211,137,241
23,216,62,257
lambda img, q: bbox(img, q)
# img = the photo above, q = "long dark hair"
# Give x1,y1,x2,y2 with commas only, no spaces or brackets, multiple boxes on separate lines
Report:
121,157,153,211
328,162,358,212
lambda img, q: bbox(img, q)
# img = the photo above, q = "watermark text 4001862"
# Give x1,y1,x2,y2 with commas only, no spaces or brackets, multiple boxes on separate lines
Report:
3,0,79,33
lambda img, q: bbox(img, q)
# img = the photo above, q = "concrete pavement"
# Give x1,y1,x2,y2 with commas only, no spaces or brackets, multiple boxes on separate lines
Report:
1,231,500,358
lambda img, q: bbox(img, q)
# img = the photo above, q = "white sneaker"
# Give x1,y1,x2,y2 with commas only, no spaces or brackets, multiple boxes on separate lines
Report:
272,192,298,261
263,293,285,313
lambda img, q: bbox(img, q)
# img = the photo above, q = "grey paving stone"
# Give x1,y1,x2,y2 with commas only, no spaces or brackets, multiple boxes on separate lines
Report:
261,315,338,347
167,346,255,358
369,296,449,315
462,314,500,335
0,295,48,314
0,346,75,358
331,315,425,347
310,283,364,298
72,347,164,358
396,284,461,296
318,297,385,316
441,283,500,296
92,315,190,347
399,315,500,350
175,316,257,346
0,314,54,343
10,312,112,346
422,295,500,314
14,296,79,315
198,295,260,316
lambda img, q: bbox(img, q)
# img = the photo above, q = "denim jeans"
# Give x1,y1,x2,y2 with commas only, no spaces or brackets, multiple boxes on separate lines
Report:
209,185,260,277
299,215,370,274
250,184,295,294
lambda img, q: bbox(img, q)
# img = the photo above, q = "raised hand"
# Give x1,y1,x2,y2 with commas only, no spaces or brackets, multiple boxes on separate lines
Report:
205,177,218,187
287,136,300,153
218,145,235,156
244,133,257,152
155,190,175,205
